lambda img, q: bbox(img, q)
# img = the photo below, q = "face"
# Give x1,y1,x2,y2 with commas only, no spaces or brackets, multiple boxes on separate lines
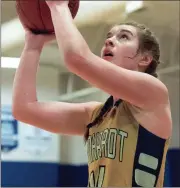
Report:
101,25,141,70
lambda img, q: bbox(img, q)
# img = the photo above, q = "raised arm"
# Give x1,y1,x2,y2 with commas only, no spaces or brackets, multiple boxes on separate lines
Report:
47,1,169,111
12,30,100,135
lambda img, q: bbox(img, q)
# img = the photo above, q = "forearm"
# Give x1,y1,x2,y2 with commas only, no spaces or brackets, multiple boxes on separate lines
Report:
12,46,42,108
50,5,90,58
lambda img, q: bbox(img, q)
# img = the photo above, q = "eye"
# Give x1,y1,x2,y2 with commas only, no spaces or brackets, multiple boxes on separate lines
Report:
122,34,128,39
118,34,129,40
106,34,113,39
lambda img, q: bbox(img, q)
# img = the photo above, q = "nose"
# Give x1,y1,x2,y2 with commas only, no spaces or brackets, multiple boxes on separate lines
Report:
105,37,115,47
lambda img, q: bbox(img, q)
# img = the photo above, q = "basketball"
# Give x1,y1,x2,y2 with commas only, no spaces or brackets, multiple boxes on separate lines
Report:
16,0,80,34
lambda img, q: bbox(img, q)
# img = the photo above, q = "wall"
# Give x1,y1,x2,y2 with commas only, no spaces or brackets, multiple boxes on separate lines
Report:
1,67,62,187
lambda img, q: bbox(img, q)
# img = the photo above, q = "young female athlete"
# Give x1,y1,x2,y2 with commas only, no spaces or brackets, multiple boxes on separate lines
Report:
12,1,172,187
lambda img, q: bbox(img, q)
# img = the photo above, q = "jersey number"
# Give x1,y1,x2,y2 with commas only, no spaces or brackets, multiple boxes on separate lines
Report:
88,166,106,187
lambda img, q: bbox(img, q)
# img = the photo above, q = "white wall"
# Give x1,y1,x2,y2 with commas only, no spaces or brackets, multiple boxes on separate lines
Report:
1,67,61,163
1,66,60,103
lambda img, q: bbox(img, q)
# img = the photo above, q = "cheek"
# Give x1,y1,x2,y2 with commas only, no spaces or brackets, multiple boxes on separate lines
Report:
117,58,137,70
116,42,137,58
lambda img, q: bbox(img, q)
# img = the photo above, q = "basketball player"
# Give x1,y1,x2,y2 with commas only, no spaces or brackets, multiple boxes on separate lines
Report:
12,1,172,187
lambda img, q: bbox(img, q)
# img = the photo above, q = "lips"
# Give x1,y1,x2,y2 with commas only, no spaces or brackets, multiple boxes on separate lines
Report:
103,49,114,58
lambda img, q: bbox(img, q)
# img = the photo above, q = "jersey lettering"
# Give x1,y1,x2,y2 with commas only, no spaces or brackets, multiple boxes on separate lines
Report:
118,130,128,162
89,166,105,187
87,128,128,163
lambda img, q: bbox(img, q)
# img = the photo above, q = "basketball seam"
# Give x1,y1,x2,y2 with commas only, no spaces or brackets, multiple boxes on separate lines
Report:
17,0,38,30
38,0,46,31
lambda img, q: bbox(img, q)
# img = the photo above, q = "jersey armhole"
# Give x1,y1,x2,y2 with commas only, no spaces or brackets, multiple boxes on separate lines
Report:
89,104,103,124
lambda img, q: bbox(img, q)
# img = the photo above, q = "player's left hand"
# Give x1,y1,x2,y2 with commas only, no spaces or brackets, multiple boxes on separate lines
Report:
24,29,55,50
46,0,69,9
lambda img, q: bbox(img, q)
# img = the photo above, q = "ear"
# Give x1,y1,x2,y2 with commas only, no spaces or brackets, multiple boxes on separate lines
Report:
138,53,153,67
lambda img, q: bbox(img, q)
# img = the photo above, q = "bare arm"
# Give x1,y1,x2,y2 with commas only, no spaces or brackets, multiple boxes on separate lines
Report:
48,3,169,110
12,31,101,135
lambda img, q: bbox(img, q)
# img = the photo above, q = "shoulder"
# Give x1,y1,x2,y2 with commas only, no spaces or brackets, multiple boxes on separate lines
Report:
125,98,172,139
140,75,169,110
84,101,103,123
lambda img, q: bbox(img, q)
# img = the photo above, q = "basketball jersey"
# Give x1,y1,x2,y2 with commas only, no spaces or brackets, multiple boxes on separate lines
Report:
86,97,170,187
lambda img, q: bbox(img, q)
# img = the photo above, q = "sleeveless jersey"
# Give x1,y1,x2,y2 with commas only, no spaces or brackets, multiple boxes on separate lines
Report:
87,98,170,187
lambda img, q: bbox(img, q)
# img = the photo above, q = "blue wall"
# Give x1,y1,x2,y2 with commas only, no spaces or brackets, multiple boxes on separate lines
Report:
2,149,180,187
164,149,180,187
1,162,88,187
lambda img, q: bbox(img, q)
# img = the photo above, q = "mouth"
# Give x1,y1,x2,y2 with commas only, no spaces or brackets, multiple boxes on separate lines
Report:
103,51,114,58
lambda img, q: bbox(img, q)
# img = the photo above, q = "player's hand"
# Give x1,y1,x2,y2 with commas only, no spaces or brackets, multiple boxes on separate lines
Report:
24,29,55,50
46,0,69,9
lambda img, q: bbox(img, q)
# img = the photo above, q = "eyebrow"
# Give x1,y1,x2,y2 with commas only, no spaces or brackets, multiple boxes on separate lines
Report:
120,29,134,36
107,29,134,37
106,32,113,38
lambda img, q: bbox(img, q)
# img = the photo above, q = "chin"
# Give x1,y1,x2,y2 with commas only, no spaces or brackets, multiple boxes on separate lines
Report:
102,56,114,62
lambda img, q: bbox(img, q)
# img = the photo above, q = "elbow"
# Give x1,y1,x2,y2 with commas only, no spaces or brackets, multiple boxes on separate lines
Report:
12,104,24,121
12,94,26,120
12,102,29,122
